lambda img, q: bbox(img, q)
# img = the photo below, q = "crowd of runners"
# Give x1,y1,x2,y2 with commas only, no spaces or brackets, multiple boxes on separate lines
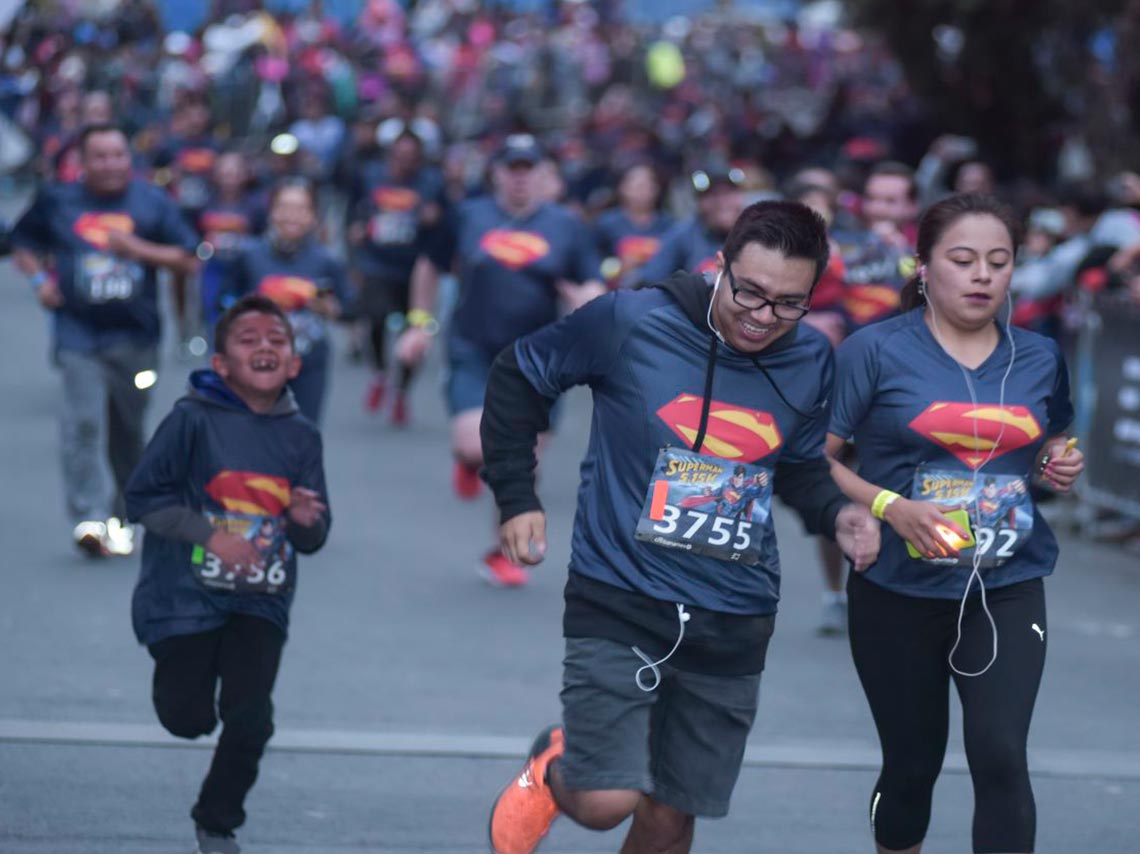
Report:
4,1,1138,853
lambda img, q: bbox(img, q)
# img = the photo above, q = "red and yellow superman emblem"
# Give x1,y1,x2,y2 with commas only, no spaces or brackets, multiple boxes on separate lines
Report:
205,470,290,517
657,394,783,462
178,148,216,174
257,275,317,311
616,235,660,267
909,402,1042,469
73,212,135,248
200,211,249,235
843,284,900,322
372,187,420,211
480,230,551,270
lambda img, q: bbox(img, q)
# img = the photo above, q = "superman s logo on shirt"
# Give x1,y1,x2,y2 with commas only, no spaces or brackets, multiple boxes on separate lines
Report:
372,187,420,212
178,148,217,174
616,235,660,267
909,403,1042,469
205,470,291,517
73,212,135,249
657,394,783,462
257,275,318,311
480,230,552,270
842,284,900,322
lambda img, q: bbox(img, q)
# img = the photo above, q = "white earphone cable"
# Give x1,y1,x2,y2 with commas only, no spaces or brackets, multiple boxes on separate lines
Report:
632,604,691,692
925,284,1017,678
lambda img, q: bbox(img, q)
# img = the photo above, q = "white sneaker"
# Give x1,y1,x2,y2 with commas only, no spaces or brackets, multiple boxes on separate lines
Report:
73,521,110,558
104,517,136,557
195,825,240,854
817,598,848,636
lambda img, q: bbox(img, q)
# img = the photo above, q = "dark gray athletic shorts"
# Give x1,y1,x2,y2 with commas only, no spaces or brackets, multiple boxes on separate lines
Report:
558,634,769,817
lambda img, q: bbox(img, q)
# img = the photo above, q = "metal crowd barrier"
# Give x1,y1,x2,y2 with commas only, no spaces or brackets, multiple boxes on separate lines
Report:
1073,291,1140,519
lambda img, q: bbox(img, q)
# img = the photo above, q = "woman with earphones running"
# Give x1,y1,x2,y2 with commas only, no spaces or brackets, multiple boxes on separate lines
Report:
826,193,1085,854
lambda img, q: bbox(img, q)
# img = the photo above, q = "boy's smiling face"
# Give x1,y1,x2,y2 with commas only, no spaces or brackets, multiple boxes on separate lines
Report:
211,311,300,410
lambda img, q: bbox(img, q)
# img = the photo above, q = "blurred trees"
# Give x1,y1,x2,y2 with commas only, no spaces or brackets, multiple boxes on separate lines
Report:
846,0,1140,181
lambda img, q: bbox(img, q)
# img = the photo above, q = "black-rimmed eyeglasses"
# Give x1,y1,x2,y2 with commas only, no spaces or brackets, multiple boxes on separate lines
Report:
725,266,811,320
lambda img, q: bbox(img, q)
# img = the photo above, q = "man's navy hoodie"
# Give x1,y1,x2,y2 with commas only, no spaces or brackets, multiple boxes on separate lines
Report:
482,272,847,674
126,370,330,646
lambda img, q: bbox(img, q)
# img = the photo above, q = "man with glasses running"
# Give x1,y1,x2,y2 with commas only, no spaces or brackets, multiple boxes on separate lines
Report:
481,201,879,854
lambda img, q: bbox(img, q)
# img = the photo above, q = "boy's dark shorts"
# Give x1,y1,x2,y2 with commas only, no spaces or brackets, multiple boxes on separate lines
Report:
558,634,770,818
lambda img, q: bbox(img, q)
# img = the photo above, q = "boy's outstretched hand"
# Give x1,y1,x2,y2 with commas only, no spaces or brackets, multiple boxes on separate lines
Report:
206,531,264,573
288,487,327,527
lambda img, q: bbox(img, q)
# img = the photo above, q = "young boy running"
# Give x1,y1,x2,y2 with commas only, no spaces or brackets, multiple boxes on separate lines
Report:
126,294,331,854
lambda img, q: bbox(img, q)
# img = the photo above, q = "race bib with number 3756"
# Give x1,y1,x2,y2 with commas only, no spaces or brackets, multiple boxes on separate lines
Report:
635,448,773,565
191,512,293,595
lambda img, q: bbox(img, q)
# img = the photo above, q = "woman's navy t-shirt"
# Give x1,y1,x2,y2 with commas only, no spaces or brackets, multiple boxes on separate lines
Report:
831,309,1074,599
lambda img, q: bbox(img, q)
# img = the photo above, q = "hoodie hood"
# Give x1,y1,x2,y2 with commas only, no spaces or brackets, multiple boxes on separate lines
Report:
187,369,299,417
639,271,799,358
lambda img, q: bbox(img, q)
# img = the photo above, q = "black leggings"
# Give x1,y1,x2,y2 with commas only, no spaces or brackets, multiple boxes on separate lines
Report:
359,274,414,388
149,615,286,833
847,573,1046,853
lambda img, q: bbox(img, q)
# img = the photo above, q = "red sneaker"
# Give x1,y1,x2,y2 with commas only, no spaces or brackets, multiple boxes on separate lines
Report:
453,460,483,500
391,391,410,427
489,726,564,854
480,550,530,588
364,376,386,413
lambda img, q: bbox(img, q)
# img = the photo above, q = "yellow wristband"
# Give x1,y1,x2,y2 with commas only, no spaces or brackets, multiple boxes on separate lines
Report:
406,310,440,335
871,489,901,520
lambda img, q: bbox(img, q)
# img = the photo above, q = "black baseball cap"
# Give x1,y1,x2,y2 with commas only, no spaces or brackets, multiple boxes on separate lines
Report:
496,134,544,167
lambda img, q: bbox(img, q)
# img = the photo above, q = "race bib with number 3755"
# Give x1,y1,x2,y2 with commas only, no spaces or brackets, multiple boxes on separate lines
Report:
635,448,773,565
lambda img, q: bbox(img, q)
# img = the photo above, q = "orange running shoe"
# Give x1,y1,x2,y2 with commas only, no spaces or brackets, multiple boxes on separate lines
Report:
453,460,483,500
480,550,530,587
489,725,564,854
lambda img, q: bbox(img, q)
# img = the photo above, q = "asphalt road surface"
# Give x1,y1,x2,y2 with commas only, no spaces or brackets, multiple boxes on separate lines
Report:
1,247,1137,853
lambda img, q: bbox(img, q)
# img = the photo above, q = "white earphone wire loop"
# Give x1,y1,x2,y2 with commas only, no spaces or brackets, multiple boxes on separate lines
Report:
633,604,690,692
926,288,1017,678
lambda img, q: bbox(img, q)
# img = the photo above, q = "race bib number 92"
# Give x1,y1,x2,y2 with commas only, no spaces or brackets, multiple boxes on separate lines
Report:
910,466,1034,568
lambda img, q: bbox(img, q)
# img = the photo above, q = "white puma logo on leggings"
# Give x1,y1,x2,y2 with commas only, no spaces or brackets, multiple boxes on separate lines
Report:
1031,623,1045,642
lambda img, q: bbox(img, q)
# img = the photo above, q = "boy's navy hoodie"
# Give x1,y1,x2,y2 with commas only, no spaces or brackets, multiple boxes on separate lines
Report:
126,370,330,646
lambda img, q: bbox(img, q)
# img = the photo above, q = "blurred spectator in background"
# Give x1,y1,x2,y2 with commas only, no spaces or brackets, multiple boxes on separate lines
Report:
593,160,673,289
639,163,745,282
